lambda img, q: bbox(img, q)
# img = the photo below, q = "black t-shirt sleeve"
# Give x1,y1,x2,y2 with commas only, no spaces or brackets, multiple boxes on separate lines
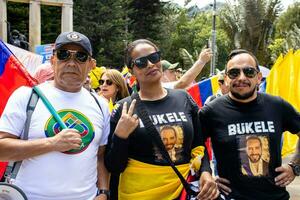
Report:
187,93,212,174
198,104,212,140
104,101,130,173
281,98,300,134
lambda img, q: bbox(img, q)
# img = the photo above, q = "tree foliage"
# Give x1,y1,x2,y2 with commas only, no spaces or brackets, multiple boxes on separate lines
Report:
162,10,232,78
7,1,295,71
41,5,61,44
220,0,282,67
275,2,300,37
7,2,29,41
74,0,132,68
269,2,300,61
128,0,166,43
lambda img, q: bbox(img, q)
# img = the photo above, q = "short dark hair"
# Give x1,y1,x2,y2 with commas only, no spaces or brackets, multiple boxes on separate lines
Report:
226,49,260,72
246,136,262,147
124,39,159,68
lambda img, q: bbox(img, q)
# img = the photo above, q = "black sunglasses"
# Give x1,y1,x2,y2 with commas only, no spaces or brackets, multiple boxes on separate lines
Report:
132,51,161,69
226,67,259,79
56,49,90,63
99,79,113,86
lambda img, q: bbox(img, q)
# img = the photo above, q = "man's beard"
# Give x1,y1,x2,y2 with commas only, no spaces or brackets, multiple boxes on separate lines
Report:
249,154,261,163
231,86,257,100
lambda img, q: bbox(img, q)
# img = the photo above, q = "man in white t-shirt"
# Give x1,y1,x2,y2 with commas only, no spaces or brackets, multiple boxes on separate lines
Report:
0,32,110,200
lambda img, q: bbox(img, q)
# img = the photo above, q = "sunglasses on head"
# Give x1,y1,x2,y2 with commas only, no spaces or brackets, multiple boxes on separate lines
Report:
99,79,113,86
226,67,259,79
56,49,90,63
132,51,161,69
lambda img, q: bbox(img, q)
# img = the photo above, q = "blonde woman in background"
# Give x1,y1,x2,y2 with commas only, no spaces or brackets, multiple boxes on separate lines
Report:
99,69,130,104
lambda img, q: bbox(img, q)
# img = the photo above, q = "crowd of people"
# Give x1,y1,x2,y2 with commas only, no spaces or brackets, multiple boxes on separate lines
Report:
0,31,299,200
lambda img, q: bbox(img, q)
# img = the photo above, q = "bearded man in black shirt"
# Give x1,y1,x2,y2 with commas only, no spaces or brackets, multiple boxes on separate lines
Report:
199,49,300,200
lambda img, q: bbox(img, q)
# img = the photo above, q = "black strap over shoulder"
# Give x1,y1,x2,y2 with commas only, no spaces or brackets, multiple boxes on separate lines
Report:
6,89,40,181
89,91,104,116
131,93,197,196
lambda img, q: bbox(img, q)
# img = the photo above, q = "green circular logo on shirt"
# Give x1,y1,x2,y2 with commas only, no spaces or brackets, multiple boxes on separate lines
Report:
44,109,95,154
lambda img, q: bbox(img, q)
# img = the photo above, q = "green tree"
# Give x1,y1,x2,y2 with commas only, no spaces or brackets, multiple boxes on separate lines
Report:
269,24,300,60
74,0,132,68
128,0,166,43
41,5,61,44
220,0,282,67
268,2,300,61
7,2,29,41
161,10,232,78
275,2,300,37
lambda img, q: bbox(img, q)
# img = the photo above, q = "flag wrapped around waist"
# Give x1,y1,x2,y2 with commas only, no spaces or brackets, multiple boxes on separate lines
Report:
118,146,205,200
0,40,37,179
119,159,189,200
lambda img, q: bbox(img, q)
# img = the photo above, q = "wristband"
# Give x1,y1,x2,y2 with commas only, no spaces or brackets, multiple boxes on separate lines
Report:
97,189,110,199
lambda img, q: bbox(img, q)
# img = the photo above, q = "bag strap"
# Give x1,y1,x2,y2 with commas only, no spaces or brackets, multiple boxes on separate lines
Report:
7,90,39,181
89,91,104,116
131,93,196,195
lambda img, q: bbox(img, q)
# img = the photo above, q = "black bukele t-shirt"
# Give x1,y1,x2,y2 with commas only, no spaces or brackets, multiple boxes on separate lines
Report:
200,93,300,200
105,89,210,173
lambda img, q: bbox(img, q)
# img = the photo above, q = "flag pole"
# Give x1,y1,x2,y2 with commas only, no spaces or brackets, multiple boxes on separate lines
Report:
210,0,217,76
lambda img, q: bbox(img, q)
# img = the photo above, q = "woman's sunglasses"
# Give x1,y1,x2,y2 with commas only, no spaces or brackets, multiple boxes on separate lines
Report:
226,67,259,79
99,79,113,86
56,49,90,63
132,51,161,69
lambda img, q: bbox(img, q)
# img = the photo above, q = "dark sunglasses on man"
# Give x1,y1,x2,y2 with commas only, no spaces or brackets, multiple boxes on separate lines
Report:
55,49,90,63
99,79,113,86
132,51,161,69
226,67,259,79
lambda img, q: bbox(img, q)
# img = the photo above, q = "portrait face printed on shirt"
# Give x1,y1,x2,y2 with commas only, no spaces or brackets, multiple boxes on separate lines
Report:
246,137,262,163
238,135,270,177
154,125,184,163
160,126,177,151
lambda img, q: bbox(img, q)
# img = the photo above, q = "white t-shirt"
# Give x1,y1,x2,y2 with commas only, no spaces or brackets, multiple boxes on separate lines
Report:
0,82,110,200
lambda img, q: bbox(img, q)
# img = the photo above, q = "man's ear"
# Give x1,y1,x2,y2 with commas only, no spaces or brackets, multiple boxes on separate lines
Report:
257,72,263,85
50,55,56,72
224,74,230,86
87,58,93,72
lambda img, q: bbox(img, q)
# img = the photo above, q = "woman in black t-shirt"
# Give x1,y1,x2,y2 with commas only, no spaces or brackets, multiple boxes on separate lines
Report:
104,39,219,200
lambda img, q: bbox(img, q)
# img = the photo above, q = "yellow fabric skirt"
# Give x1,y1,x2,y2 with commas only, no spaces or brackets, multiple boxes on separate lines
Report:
118,146,205,200
119,159,189,200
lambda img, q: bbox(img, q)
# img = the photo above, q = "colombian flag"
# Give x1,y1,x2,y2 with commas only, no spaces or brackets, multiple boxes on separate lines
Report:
187,75,219,107
187,75,220,159
0,40,37,179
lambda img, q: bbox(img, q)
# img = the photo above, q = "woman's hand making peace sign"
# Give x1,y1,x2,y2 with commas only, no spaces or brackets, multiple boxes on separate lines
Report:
114,99,139,139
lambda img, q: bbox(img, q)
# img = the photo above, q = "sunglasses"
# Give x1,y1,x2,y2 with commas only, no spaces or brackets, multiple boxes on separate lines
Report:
99,79,113,86
56,49,90,63
132,51,161,69
226,67,259,79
